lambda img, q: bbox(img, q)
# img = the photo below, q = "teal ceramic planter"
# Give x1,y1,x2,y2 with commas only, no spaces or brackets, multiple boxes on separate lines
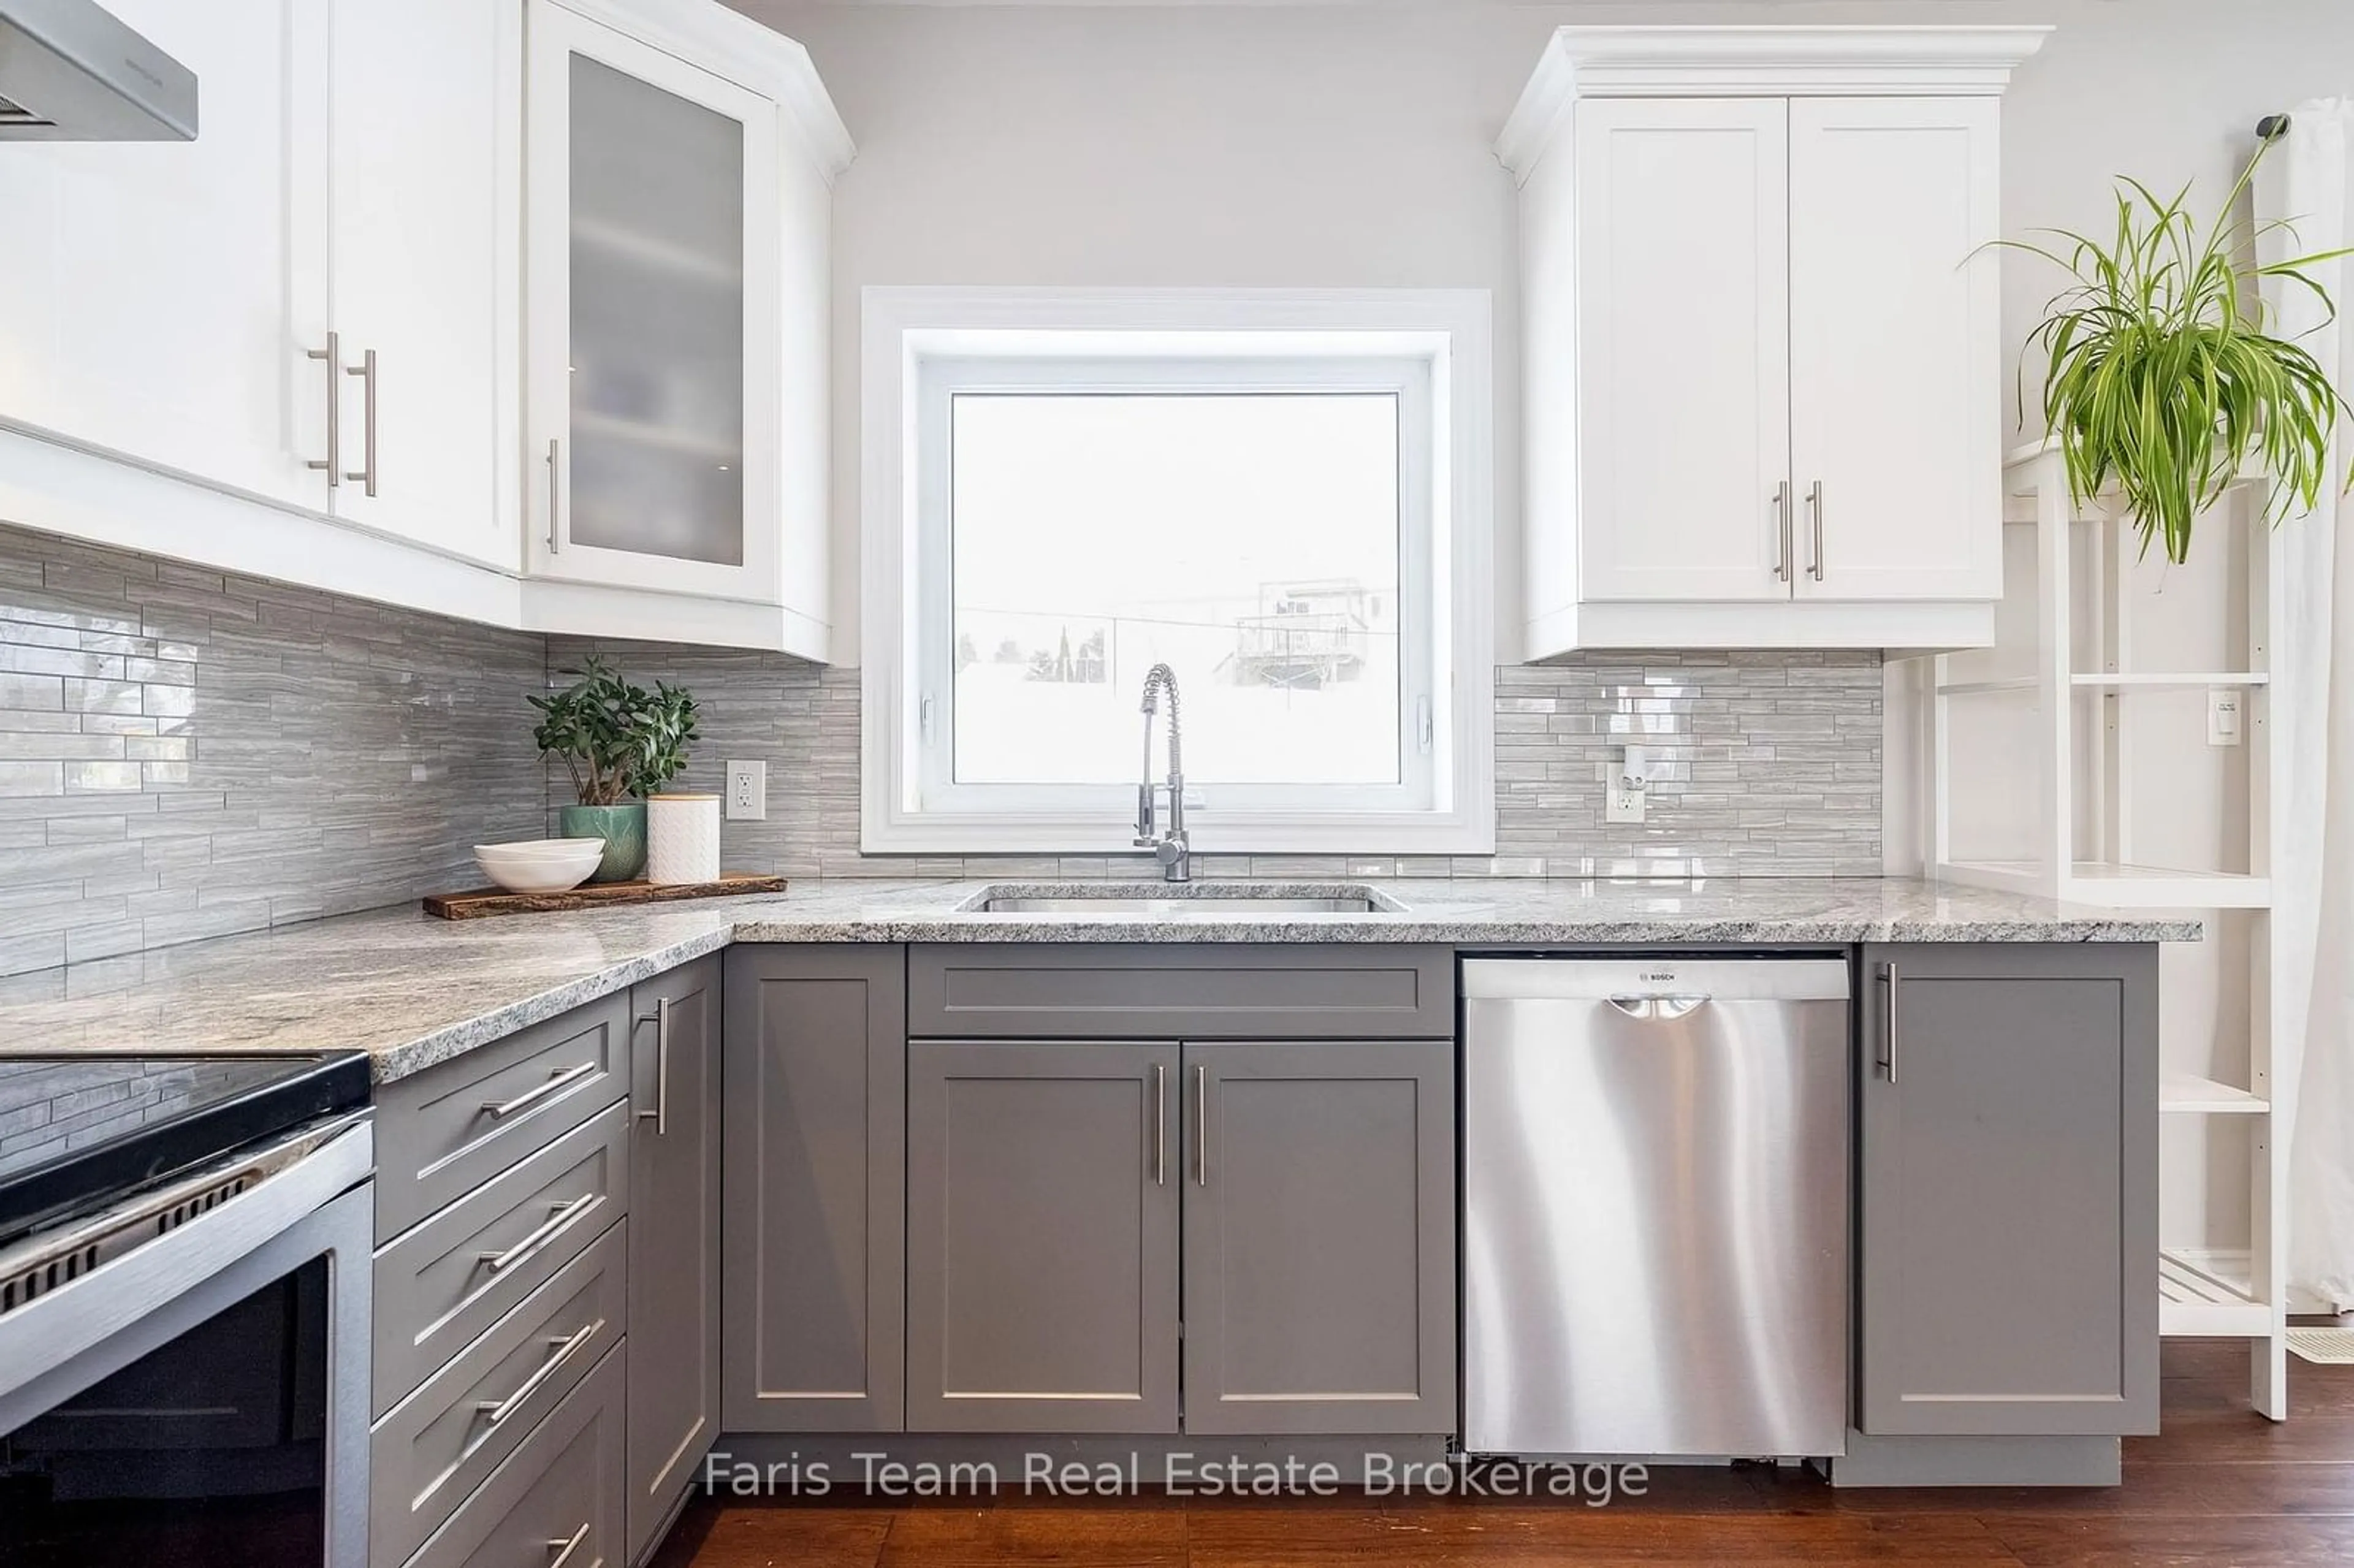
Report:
560,802,648,883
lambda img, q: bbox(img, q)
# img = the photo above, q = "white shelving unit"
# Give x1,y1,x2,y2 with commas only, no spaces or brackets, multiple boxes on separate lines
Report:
1925,440,2291,1419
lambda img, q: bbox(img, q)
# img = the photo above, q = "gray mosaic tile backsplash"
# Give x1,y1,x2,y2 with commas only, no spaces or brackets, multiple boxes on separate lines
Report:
0,528,545,978
0,520,1880,981
547,640,1884,883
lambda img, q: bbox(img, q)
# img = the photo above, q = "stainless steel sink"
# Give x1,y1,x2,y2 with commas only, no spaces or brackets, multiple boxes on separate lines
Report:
960,883,1400,915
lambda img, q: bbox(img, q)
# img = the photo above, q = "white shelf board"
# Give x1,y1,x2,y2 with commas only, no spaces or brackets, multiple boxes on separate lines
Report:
2161,1070,2269,1115
2071,672,2269,691
1935,676,2036,697
2162,1249,2277,1338
573,215,742,289
573,409,742,463
1935,859,2274,908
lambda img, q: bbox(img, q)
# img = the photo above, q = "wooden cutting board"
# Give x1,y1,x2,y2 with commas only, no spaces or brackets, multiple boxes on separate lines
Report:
423,873,789,920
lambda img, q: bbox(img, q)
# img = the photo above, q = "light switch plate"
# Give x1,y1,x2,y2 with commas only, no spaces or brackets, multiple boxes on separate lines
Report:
1606,784,1647,824
725,759,768,820
2206,689,2243,748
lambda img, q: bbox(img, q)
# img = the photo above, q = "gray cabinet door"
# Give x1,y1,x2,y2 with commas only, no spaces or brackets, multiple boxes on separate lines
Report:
1858,943,2158,1436
906,1041,1181,1433
723,946,907,1432
1181,1041,1455,1436
625,953,722,1564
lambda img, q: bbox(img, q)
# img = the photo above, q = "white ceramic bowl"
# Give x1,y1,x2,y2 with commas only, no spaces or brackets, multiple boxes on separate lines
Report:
473,838,605,894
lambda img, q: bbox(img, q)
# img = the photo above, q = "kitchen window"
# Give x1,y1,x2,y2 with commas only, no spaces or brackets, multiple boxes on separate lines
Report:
861,289,1495,855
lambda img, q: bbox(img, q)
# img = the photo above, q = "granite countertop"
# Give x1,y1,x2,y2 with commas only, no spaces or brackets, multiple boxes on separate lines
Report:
0,877,2200,1085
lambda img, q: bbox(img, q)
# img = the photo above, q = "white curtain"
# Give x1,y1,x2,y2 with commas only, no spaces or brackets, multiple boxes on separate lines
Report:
2257,102,2354,1312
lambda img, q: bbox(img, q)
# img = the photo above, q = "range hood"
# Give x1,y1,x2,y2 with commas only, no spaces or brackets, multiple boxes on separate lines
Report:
0,0,196,140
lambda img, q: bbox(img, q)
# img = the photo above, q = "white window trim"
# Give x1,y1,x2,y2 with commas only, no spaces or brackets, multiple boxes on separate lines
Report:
860,286,1495,856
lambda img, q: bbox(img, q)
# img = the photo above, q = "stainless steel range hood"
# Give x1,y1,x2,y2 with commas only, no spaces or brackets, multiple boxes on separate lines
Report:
0,0,196,141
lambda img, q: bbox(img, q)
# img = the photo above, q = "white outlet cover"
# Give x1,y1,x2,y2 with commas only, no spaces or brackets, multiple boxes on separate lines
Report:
2206,689,2243,747
1605,784,1647,824
725,759,768,820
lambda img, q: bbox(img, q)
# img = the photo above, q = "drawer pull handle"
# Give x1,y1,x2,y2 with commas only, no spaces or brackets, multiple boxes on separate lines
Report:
635,997,672,1136
476,1317,603,1429
1152,1062,1166,1187
345,347,379,495
1879,962,1900,1084
479,1192,601,1274
482,1060,597,1121
1194,1064,1208,1187
547,1523,590,1568
306,331,342,487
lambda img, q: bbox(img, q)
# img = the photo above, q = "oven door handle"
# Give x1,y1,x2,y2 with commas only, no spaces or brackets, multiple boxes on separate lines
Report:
0,1115,374,1411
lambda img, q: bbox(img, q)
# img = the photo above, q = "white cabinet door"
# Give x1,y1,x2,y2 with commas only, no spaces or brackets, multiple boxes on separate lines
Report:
525,0,783,603
0,0,326,506
1789,97,2001,603
1575,97,1791,603
324,0,520,569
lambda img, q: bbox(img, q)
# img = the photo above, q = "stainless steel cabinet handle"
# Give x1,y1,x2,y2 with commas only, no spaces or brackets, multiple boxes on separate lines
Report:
478,1191,601,1273
1808,479,1825,582
344,348,379,497
546,436,562,554
1152,1062,1167,1186
475,1317,602,1428
1193,1064,1208,1187
482,1060,597,1120
306,331,342,487
1773,479,1793,582
636,997,672,1135
546,1523,590,1568
1879,962,1900,1084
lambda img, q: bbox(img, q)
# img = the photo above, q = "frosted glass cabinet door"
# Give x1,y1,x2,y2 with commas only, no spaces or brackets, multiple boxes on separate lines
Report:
525,0,782,599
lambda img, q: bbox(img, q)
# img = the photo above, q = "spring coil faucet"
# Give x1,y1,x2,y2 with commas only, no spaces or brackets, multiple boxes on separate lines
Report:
1135,663,1190,882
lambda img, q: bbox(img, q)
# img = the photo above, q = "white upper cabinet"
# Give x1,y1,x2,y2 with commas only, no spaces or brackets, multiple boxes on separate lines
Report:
522,0,848,658
323,0,521,570
0,0,321,505
1574,97,1791,604
1501,26,2046,655
1788,96,2001,604
0,0,847,654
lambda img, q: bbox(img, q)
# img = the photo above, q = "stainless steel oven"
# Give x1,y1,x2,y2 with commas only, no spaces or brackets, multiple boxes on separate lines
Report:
0,1057,371,1568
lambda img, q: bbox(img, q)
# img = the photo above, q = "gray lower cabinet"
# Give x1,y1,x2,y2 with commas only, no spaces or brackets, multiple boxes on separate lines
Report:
1857,942,2158,1437
625,953,723,1564
723,945,907,1431
1182,1041,1455,1436
906,1041,1183,1433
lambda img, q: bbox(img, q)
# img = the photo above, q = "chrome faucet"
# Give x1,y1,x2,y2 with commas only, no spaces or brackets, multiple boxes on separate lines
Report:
1134,663,1190,882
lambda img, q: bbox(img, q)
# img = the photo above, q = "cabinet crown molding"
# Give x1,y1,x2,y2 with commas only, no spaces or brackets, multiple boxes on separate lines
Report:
1496,25,2051,181
547,0,855,180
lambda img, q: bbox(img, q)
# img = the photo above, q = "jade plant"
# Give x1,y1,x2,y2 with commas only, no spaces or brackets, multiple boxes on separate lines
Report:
1996,139,2354,564
529,655,700,805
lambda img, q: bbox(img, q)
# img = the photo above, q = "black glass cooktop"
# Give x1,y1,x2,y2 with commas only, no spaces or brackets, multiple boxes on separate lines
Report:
0,1052,371,1246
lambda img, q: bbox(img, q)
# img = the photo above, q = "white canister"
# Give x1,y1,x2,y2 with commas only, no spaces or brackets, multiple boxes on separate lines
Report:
646,793,722,885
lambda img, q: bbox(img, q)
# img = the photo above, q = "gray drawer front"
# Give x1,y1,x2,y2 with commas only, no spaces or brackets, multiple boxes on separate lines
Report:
405,1338,627,1568
371,1224,626,1568
908,945,1454,1039
373,1102,630,1417
377,991,631,1240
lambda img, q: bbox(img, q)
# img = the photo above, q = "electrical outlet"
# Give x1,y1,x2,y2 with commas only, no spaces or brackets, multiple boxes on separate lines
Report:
2206,688,2244,748
725,759,768,820
1605,783,1647,824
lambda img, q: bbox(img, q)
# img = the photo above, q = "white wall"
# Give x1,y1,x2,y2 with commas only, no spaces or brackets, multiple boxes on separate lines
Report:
736,0,2354,1248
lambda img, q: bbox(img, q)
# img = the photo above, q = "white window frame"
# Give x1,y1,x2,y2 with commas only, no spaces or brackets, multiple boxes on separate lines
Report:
860,287,1495,856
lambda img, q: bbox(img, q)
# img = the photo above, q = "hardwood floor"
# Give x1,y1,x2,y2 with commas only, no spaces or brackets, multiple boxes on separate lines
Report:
655,1342,2354,1567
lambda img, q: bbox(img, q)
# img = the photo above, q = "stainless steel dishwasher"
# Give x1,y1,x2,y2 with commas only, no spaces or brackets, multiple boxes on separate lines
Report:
1461,955,1851,1459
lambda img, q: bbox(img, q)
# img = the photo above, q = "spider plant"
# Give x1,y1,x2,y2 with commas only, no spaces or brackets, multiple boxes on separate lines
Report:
1996,140,2354,564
